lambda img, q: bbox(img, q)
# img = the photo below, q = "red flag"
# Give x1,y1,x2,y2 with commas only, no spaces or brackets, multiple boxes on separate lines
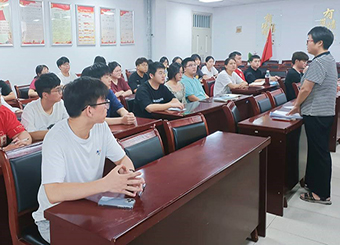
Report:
0,10,5,21
261,28,273,64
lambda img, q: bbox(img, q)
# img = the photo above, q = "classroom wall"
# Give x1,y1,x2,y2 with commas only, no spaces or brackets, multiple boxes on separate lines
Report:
0,0,148,88
212,0,340,62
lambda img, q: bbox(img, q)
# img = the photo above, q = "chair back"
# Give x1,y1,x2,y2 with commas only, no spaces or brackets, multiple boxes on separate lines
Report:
119,94,135,112
202,78,215,97
5,80,12,87
163,114,208,153
210,83,215,97
118,128,164,169
277,78,286,93
266,88,287,107
14,85,30,99
125,69,135,80
222,101,241,133
292,82,301,98
249,93,273,115
0,142,48,245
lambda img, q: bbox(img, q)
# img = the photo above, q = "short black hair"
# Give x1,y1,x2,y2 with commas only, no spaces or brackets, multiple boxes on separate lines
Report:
229,51,242,59
308,26,334,50
135,57,148,66
168,62,182,80
148,62,165,76
108,61,121,73
191,54,201,61
35,73,61,98
224,58,235,66
292,51,309,64
94,56,106,65
182,57,195,68
160,56,169,64
172,56,182,64
56,56,70,67
35,65,49,76
63,77,109,118
249,55,261,62
82,63,110,79
205,56,214,63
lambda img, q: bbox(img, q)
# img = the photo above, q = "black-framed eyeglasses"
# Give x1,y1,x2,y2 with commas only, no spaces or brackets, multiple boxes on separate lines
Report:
81,99,110,111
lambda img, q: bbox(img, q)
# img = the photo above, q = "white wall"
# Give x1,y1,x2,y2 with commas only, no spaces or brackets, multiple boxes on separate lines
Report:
212,0,340,62
0,0,148,88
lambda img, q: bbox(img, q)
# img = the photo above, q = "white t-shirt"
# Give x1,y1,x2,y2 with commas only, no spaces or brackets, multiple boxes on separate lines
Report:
201,65,218,78
32,119,126,222
214,70,244,96
21,98,68,132
1,96,20,113
57,71,78,85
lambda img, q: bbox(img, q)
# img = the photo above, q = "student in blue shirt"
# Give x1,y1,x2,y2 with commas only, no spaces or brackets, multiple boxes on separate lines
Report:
81,63,136,125
180,57,209,103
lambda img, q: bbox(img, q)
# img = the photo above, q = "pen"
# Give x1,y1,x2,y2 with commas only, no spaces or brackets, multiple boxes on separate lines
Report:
138,183,146,197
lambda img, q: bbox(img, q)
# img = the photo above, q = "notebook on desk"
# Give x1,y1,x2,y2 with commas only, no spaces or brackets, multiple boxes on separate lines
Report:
249,81,265,86
269,110,303,120
213,94,241,102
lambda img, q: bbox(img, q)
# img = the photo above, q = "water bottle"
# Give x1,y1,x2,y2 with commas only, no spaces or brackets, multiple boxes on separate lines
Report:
265,70,270,86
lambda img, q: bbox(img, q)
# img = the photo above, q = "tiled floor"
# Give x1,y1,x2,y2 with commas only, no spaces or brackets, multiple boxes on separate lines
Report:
243,144,340,245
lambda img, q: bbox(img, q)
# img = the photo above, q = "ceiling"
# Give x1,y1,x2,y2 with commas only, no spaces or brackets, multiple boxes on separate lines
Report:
168,0,285,8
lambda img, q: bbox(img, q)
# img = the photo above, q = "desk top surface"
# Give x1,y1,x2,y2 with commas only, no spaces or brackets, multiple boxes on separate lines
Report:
231,84,278,95
109,117,162,135
45,132,270,243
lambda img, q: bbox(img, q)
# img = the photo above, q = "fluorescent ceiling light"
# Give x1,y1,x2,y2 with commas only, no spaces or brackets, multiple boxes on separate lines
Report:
199,0,223,2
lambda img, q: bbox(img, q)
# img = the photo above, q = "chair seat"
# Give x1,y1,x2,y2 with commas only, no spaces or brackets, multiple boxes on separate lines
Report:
21,225,49,245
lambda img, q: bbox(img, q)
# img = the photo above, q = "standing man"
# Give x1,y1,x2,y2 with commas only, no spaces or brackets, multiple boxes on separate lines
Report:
288,26,337,205
229,51,246,81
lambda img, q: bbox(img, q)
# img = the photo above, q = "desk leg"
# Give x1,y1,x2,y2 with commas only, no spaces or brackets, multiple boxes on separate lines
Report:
257,147,267,237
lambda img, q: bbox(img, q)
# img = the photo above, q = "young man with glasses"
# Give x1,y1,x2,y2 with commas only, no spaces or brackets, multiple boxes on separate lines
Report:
181,57,209,102
21,73,68,142
128,57,149,93
32,77,144,243
56,56,78,85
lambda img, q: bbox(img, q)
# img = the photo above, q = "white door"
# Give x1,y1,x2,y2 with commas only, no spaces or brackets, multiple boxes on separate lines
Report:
192,13,212,61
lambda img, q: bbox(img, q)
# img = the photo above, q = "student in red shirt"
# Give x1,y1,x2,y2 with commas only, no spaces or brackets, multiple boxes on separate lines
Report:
28,65,49,98
229,51,246,81
108,62,132,97
0,101,32,151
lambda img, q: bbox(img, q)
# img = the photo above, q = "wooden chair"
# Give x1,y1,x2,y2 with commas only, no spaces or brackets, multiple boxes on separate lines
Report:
292,82,301,98
0,142,49,245
249,93,273,116
5,80,11,87
202,77,215,97
221,101,241,133
266,88,287,107
118,128,164,169
163,114,209,153
278,78,286,94
14,85,30,99
125,69,135,80
119,94,135,112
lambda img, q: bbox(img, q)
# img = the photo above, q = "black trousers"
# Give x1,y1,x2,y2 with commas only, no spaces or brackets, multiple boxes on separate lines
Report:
303,115,334,199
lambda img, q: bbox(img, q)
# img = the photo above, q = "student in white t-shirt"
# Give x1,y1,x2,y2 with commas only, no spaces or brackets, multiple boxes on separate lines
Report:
21,73,68,142
56,56,78,85
214,58,248,96
32,77,145,243
201,56,218,79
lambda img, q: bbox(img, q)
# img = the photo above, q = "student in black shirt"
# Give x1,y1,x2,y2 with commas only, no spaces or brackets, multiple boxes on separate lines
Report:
128,57,149,93
244,55,279,84
133,62,184,118
285,51,309,101
0,80,15,101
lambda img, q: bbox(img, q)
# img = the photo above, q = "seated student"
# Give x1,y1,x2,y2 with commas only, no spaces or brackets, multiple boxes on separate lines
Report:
128,57,149,93
160,56,169,78
201,56,218,79
108,62,132,97
94,56,106,65
32,77,144,243
244,55,279,84
28,65,49,98
181,57,209,102
214,58,248,96
82,63,136,125
133,62,184,118
56,56,78,85
0,79,15,101
165,62,186,104
285,51,309,101
172,56,182,65
191,54,204,79
21,73,68,142
229,51,246,81
0,101,32,151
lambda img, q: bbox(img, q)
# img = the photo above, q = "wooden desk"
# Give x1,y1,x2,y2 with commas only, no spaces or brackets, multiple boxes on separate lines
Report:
238,101,303,216
45,132,270,245
109,117,162,139
329,91,340,152
231,84,279,96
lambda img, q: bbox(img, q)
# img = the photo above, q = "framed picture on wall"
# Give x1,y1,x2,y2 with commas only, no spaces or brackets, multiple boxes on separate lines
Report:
19,0,45,46
76,4,95,46
120,10,134,45
100,7,116,46
0,0,13,46
49,2,72,46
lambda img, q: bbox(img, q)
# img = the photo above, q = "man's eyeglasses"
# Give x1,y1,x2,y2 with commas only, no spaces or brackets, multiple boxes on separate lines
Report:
51,86,63,94
306,39,314,45
82,99,110,111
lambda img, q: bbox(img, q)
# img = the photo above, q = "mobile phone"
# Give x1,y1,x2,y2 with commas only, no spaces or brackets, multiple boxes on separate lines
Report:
98,196,136,209
47,124,55,130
